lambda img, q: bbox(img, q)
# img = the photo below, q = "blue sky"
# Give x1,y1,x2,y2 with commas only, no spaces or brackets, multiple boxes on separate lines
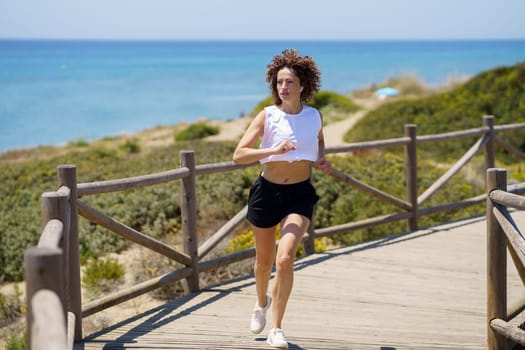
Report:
1,0,524,40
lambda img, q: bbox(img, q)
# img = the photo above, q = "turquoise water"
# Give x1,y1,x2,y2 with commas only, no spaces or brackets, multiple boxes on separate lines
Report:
1,39,524,151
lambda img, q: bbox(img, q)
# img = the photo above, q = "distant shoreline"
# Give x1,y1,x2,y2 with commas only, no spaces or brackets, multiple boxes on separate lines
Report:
2,40,523,151
2,38,525,42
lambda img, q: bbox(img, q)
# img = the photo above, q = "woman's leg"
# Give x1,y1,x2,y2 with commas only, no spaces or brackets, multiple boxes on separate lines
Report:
253,225,277,307
271,213,310,329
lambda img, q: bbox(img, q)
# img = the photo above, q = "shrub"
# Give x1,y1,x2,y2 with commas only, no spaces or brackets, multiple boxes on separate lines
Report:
310,91,360,113
226,229,254,254
119,138,140,154
4,331,26,350
226,228,328,257
0,140,239,283
175,123,220,141
0,284,23,328
82,257,125,295
68,138,89,148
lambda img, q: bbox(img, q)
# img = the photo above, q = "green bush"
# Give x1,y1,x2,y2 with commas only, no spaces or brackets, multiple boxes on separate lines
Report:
119,138,141,154
310,90,360,113
227,227,327,258
67,138,89,148
175,123,220,141
82,257,125,295
0,140,240,283
4,331,26,350
226,229,254,254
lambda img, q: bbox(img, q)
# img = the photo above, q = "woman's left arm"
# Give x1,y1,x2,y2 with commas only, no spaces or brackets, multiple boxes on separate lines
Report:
314,112,332,174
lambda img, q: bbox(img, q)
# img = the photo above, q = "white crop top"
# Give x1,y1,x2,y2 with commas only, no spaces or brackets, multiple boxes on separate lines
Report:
259,105,322,164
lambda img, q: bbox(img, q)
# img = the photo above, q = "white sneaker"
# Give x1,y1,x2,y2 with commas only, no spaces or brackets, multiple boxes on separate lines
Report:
250,295,272,334
267,328,288,349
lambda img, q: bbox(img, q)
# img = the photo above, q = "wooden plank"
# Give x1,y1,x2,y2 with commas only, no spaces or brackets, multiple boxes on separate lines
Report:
76,213,525,350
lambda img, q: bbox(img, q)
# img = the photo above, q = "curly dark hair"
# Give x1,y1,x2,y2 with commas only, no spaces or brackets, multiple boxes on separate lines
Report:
265,49,321,105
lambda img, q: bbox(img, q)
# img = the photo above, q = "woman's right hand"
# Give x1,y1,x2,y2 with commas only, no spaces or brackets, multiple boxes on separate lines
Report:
273,140,296,155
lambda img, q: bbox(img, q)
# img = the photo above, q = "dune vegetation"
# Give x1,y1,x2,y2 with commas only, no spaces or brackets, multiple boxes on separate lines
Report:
1,62,524,343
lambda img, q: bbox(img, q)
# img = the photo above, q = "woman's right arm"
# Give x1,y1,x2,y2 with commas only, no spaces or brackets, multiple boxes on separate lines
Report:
233,110,294,164
232,110,270,164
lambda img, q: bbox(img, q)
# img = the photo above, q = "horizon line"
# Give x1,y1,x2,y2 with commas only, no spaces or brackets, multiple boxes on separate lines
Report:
1,37,525,42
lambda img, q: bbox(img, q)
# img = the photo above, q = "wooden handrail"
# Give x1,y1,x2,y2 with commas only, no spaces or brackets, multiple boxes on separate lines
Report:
490,318,525,347
315,211,412,238
195,161,255,175
494,136,525,161
38,219,64,249
82,267,193,317
326,136,410,154
330,168,412,210
486,168,525,350
418,134,488,205
25,247,66,349
31,290,67,350
416,126,488,143
198,206,248,259
492,205,525,286
26,115,525,348
77,200,192,265
77,167,190,196
490,189,525,210
494,121,525,132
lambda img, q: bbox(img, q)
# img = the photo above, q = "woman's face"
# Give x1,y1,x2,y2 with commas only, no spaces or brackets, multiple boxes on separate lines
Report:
276,67,302,103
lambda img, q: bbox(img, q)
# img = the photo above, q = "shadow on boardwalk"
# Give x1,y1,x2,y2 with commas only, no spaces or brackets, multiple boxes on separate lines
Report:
76,213,525,350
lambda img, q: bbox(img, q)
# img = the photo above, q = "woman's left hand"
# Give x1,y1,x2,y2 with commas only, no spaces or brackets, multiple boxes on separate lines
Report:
314,156,332,174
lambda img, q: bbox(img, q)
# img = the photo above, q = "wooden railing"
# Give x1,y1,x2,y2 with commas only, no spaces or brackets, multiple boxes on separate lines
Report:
24,184,76,350
487,168,525,350
24,115,525,348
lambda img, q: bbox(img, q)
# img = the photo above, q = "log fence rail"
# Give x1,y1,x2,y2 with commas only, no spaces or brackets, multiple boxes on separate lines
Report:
487,168,525,349
23,115,525,349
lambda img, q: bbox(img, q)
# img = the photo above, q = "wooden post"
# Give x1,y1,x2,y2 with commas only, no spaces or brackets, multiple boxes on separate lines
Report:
302,169,316,256
24,247,64,349
40,192,68,315
484,116,496,177
180,151,200,292
31,290,67,350
57,165,82,341
405,124,418,230
41,188,69,280
302,221,316,256
487,168,507,350
41,191,69,246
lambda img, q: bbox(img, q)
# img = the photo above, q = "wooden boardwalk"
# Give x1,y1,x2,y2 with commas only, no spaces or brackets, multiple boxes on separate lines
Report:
75,212,525,350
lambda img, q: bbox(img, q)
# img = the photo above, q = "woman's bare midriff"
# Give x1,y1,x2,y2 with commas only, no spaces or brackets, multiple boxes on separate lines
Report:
261,160,312,184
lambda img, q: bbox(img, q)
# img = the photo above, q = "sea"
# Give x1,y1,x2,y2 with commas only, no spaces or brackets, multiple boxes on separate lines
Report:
1,39,524,152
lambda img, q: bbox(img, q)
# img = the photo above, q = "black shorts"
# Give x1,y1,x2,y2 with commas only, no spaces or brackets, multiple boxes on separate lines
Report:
247,175,320,228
